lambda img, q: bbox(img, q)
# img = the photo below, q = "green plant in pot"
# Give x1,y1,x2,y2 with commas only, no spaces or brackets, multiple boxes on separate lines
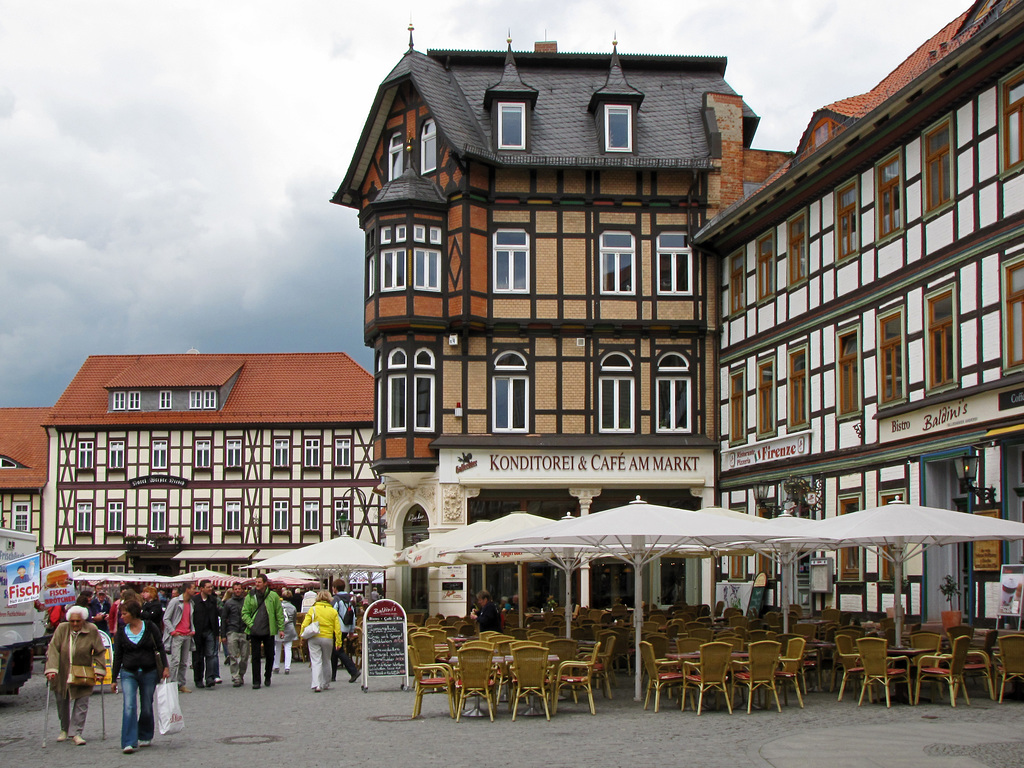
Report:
938,574,963,629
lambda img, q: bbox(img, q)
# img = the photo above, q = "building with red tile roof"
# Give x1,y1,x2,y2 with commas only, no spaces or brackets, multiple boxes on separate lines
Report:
41,352,380,575
0,407,50,537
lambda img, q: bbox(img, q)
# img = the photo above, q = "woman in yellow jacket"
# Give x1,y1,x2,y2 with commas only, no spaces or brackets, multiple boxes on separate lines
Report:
299,591,342,692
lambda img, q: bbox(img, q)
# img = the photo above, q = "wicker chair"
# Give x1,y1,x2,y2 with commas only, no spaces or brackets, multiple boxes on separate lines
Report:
551,641,600,715
688,627,714,643
682,641,734,715
855,636,911,708
728,615,749,630
593,632,617,698
454,646,499,722
645,632,671,660
963,629,996,700
832,632,864,701
676,636,703,654
915,634,971,707
509,645,551,721
639,640,686,713
995,634,1024,703
775,636,805,708
409,631,443,665
731,640,782,713
409,644,454,719
546,638,579,672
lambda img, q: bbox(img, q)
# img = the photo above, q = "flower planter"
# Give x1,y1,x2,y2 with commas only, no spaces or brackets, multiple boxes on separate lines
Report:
940,610,962,630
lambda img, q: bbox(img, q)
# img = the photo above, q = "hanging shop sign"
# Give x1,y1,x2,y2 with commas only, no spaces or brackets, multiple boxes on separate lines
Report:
722,431,811,471
878,383,1024,444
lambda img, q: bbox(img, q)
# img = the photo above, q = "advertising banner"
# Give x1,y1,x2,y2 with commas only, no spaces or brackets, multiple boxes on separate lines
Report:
40,560,76,608
4,553,41,605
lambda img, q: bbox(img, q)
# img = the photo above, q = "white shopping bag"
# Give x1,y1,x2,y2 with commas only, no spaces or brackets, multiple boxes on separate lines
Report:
154,680,184,735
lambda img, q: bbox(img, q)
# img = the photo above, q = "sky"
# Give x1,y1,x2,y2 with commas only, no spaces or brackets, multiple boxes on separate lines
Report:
0,0,971,407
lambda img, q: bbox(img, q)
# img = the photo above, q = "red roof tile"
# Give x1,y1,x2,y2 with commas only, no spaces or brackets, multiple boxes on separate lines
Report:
48,353,373,427
0,407,50,489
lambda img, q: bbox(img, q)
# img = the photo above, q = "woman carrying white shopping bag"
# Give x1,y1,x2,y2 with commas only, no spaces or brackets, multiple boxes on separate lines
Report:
299,591,342,693
110,599,170,753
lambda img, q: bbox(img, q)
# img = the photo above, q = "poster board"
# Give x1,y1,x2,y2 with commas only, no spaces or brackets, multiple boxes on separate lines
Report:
40,560,75,607
746,572,768,618
998,564,1024,630
972,509,1002,572
360,598,409,692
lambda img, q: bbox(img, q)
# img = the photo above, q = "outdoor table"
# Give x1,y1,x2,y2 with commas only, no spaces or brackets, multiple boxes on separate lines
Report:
667,651,749,661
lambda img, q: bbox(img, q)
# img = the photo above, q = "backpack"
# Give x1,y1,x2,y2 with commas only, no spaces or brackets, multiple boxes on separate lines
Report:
334,595,355,627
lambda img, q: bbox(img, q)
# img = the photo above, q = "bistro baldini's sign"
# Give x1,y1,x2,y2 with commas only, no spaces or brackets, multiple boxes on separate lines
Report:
443,448,707,483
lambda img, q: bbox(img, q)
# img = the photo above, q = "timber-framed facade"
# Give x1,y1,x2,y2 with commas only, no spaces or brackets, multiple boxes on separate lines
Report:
335,37,788,613
41,353,381,575
0,407,49,538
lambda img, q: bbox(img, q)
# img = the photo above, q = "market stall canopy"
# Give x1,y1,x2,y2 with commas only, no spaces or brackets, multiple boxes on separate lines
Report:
250,534,394,575
177,568,243,587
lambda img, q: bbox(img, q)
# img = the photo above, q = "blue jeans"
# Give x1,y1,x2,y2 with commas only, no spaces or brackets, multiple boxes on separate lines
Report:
119,667,159,748
193,631,220,686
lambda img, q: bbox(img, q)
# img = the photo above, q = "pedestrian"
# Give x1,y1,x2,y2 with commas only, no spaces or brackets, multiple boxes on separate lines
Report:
88,590,110,629
140,586,164,630
109,600,169,754
471,590,501,633
191,579,221,688
369,586,380,603
299,590,347,692
331,580,357,680
162,583,195,693
108,587,137,635
43,606,106,746
220,582,250,687
300,587,317,613
241,573,286,690
273,590,297,675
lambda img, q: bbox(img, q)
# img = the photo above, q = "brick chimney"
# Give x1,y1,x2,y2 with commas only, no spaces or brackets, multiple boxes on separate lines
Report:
535,41,557,53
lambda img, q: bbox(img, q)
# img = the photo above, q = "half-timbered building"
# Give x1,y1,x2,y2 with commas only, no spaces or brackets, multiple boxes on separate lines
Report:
41,353,380,575
0,407,49,539
335,34,788,613
695,0,1024,625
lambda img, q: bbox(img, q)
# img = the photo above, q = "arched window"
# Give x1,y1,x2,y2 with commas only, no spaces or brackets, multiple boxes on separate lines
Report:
387,349,407,432
414,349,435,431
656,353,691,432
493,352,528,432
389,133,404,180
599,353,634,432
420,120,436,173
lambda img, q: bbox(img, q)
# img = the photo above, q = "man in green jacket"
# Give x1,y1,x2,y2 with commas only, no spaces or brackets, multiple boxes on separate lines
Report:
242,573,286,690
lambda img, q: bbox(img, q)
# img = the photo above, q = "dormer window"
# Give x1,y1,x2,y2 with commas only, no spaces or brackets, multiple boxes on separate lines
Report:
112,391,126,411
189,389,218,410
420,120,436,173
498,103,526,150
605,105,633,152
389,133,404,180
0,457,19,468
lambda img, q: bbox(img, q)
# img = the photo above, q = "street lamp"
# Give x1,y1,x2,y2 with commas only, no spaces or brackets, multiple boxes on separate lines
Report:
752,481,778,515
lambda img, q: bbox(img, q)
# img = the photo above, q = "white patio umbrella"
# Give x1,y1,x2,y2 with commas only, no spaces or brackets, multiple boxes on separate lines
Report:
177,568,243,588
776,503,1024,642
397,512,554,567
477,497,780,701
250,534,394,582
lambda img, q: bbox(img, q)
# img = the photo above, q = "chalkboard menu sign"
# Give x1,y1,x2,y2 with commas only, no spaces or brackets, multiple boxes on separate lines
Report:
746,572,767,618
360,599,409,691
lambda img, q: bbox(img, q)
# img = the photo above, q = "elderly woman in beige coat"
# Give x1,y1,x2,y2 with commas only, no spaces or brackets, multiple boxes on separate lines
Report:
44,606,107,745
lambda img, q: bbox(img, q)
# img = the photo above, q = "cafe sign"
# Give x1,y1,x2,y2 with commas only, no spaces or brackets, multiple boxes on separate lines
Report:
878,382,1024,444
722,431,811,471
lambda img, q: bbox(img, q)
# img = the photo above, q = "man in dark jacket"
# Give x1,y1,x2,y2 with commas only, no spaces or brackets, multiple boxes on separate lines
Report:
220,583,249,687
191,580,221,688
471,590,501,633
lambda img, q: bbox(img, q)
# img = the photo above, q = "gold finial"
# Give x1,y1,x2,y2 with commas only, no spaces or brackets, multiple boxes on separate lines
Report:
612,32,618,53
507,28,512,46
408,20,415,52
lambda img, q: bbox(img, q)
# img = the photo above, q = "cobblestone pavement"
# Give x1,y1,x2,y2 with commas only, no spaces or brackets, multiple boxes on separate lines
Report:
1,664,1022,768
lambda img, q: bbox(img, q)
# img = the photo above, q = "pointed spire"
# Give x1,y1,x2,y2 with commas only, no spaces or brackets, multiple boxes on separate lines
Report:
484,34,538,109
407,20,415,53
588,35,644,112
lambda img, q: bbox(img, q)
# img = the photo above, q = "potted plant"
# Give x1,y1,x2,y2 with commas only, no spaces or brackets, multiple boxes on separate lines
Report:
938,574,962,629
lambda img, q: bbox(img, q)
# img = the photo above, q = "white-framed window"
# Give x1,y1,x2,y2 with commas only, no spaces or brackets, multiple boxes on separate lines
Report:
78,440,94,470
600,232,634,294
304,438,321,468
111,391,126,411
106,501,123,534
493,352,528,432
193,501,210,532
389,133,404,179
225,500,242,532
334,438,352,468
0,458,17,468
414,374,434,431
494,230,529,292
429,227,442,245
388,349,407,432
380,226,392,245
159,390,172,410
203,390,216,409
381,249,406,291
413,224,426,242
395,225,407,242
226,438,242,468
420,119,436,173
151,440,168,470
194,439,211,469
367,253,376,298
150,502,166,533
273,439,290,468
413,249,441,291
657,233,692,295
604,105,633,152
334,498,351,536
303,500,320,532
189,390,217,410
656,353,691,432
76,502,93,533
599,353,634,432
108,440,125,470
272,500,289,532
497,102,526,150
12,502,29,532
127,390,141,410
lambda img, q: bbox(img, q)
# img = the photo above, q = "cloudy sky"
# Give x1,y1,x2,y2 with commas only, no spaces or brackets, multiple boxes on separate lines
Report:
0,0,970,407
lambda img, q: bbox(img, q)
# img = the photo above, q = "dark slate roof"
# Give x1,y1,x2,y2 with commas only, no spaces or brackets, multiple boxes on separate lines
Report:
484,46,539,108
335,47,758,207
368,166,447,209
589,48,645,110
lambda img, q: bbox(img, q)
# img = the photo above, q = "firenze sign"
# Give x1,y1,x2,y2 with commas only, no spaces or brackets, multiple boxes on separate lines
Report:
722,431,811,471
440,448,709,484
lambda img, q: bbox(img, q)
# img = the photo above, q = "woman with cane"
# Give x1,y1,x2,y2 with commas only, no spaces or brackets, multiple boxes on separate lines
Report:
110,600,169,753
44,606,106,745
